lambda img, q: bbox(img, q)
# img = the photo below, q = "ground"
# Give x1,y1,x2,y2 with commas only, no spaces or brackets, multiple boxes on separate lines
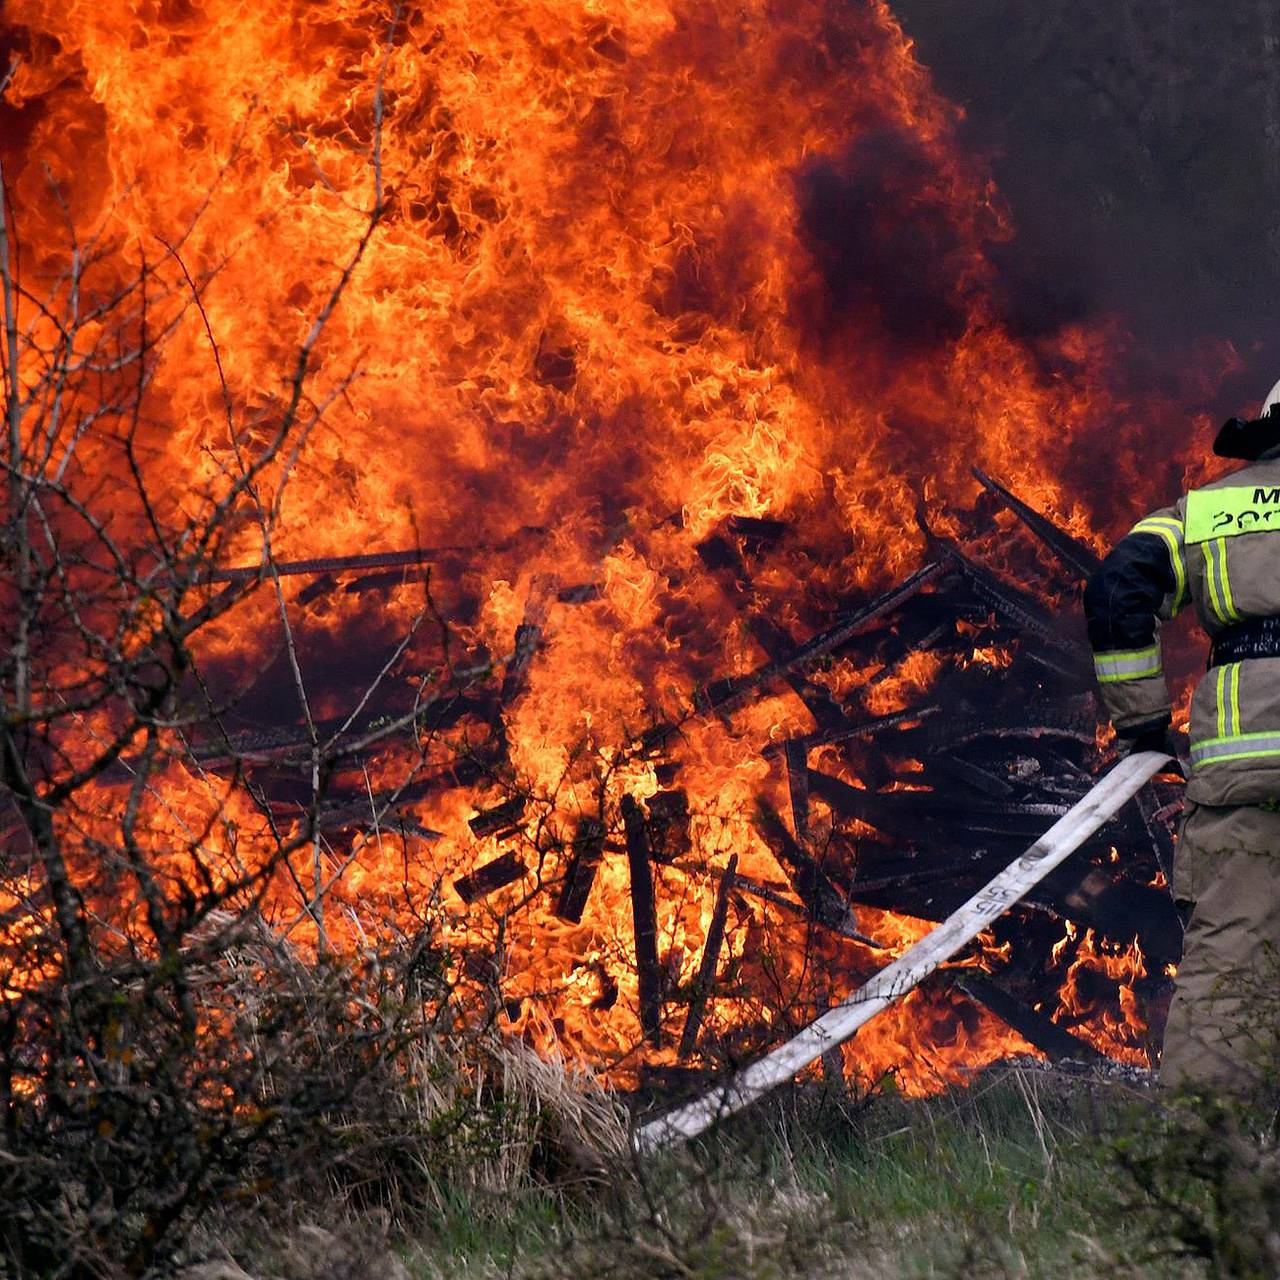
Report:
196,1064,1280,1280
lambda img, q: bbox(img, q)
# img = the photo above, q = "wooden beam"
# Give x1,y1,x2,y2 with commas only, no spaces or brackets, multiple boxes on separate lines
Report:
554,816,606,923
454,850,525,904
622,795,662,1046
679,853,738,1058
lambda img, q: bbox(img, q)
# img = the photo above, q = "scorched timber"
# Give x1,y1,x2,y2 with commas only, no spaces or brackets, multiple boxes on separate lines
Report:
971,467,1102,582
468,795,528,839
928,533,1091,663
951,971,1107,1066
753,805,874,942
679,852,738,1058
696,531,846,730
762,705,940,759
199,529,546,583
622,795,662,1047
783,739,811,840
554,817,607,924
454,850,526,904
695,560,947,715
634,751,1172,1153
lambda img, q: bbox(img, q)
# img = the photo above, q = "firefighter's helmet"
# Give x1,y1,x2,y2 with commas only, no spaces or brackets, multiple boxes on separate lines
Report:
1213,376,1280,459
1262,376,1280,417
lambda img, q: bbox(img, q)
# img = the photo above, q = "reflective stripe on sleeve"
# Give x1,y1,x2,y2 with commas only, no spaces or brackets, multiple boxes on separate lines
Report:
1130,516,1188,612
1190,731,1280,768
1093,646,1162,683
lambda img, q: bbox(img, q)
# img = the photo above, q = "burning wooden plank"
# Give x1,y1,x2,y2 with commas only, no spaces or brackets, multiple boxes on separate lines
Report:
971,467,1102,582
753,804,863,939
697,532,845,729
726,514,789,546
199,528,546,583
644,789,691,863
679,852,738,1058
951,971,1107,1065
554,816,606,923
203,548,437,583
926,753,1016,799
622,795,662,1047
500,575,557,706
783,739,810,840
942,542,1091,665
468,795,528,839
697,560,947,713
454,850,526,904
762,704,940,759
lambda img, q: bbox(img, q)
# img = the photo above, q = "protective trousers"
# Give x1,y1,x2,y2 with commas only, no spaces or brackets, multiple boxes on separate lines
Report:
1161,802,1280,1091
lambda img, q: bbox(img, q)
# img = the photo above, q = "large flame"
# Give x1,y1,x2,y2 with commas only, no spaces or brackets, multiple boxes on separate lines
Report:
1,0,1204,1089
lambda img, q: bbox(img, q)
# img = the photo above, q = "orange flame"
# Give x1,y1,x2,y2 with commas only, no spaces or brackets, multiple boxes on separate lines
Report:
1,0,1193,1090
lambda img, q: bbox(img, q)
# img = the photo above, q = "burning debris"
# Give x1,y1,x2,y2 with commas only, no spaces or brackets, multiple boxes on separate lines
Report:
0,0,1208,1115
177,470,1181,1091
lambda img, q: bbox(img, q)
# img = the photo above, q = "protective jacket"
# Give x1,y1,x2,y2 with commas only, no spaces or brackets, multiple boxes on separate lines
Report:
1084,458,1280,808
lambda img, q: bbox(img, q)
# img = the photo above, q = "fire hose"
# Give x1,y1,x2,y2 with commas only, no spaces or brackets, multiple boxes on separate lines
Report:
634,750,1173,1154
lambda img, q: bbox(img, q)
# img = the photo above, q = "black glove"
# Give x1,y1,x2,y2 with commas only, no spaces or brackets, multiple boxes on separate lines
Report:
1116,718,1185,773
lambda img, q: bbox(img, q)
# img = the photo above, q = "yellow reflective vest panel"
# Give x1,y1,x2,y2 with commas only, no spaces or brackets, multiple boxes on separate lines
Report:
1085,458,1280,806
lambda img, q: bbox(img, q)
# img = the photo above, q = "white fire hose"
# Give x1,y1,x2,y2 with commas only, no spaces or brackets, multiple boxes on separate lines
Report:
634,750,1172,1154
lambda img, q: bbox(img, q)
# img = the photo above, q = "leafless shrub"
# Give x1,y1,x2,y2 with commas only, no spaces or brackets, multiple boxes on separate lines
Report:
0,35,591,1277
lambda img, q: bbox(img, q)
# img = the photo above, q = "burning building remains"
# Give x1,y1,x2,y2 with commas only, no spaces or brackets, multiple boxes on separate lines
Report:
0,0,1233,1112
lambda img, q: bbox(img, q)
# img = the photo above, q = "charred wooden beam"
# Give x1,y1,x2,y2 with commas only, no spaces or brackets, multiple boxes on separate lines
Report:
204,548,436,584
644,789,691,863
454,850,526,904
500,576,556,706
762,704,940,759
731,872,884,948
468,795,528,838
926,753,1016,800
867,621,955,685
811,771,1069,825
679,852,738,1058
943,543,1091,664
747,616,847,729
192,684,496,768
296,572,339,606
726,514,788,546
784,739,810,840
697,561,947,714
199,528,547,583
622,795,662,1047
1134,780,1178,882
754,804,862,939
952,971,1107,1064
696,532,845,729
343,566,433,594
971,467,1102,581
918,692,1099,752
807,770,945,843
554,816,607,923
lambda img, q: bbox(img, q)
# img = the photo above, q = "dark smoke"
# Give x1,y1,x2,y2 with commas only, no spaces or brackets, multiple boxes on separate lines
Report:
888,0,1280,419
794,125,974,352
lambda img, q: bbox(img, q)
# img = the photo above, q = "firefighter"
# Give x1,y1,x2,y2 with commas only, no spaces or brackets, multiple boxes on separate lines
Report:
1084,381,1280,1090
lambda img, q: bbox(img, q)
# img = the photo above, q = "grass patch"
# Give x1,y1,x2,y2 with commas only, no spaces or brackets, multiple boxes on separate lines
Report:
394,1067,1198,1280
193,1065,1280,1279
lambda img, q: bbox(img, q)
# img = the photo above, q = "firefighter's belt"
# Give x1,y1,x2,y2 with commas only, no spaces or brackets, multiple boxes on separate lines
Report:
1209,617,1280,667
